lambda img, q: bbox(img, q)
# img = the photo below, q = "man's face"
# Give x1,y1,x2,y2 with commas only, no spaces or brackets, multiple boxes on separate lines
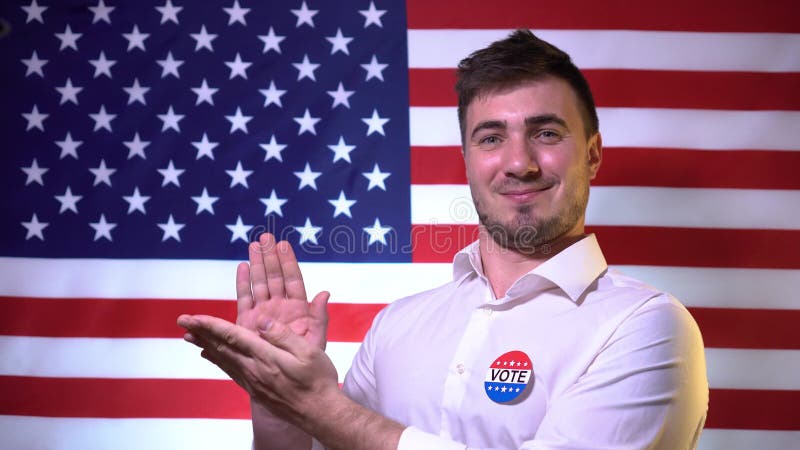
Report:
463,78,601,252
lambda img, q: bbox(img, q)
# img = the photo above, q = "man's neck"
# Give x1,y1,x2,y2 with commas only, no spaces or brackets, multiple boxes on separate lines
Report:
478,228,586,299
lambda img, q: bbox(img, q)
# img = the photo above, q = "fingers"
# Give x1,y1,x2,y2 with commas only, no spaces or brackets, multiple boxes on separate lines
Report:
258,319,309,361
178,314,266,359
236,262,253,316
277,240,307,301
249,233,274,302
260,233,286,300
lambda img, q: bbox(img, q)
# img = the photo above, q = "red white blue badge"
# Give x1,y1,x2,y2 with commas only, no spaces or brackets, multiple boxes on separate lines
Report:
484,350,533,404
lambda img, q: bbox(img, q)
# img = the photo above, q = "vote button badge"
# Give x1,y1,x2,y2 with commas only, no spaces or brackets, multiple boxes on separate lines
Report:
484,350,533,404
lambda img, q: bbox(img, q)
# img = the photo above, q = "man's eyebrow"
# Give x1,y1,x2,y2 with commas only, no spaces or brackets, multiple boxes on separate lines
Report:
470,120,506,140
525,114,568,129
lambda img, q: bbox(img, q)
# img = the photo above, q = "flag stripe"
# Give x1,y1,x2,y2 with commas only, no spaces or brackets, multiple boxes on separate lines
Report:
2,261,798,310
1,376,797,430
410,146,800,190
697,429,800,450
410,225,800,269
406,0,800,33
411,185,800,230
408,30,800,72
409,69,800,110
410,106,800,150
2,297,798,349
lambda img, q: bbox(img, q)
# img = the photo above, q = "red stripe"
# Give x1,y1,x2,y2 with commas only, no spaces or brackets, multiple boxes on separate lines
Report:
410,146,800,190
1,297,797,349
406,0,800,33
1,376,797,429
410,224,800,269
0,297,382,342
409,68,800,111
689,308,800,350
706,389,800,430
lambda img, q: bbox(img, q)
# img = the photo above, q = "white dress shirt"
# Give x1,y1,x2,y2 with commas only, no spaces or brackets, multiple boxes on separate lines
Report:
341,234,708,449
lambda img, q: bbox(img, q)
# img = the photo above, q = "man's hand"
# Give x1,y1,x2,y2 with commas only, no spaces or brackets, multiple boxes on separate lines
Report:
237,233,329,350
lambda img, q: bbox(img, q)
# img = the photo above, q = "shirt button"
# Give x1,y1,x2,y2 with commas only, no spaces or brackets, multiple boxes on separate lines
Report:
456,364,465,374
482,307,493,316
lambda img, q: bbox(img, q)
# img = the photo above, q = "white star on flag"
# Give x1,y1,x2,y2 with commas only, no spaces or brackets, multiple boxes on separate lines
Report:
361,55,388,81
225,53,252,79
293,54,320,81
89,159,115,187
89,105,116,132
294,163,321,190
56,132,82,159
294,217,322,245
190,25,217,51
225,107,252,133
192,79,218,105
192,133,218,160
21,214,48,241
226,216,252,243
327,82,354,108
123,187,150,214
21,158,48,185
223,0,249,25
155,0,183,24
89,51,116,78
158,160,184,187
326,28,353,55
260,80,286,107
226,161,253,188
363,218,392,246
260,189,287,216
260,135,287,162
362,163,391,191
89,0,114,24
291,1,318,27
293,109,320,135
192,188,219,214
158,106,184,132
359,1,386,28
122,25,149,51
123,133,150,159
328,136,356,163
258,27,285,53
55,25,81,50
328,191,357,218
21,51,47,77
55,78,82,105
157,51,184,78
123,78,150,105
89,214,117,242
22,105,48,131
362,109,389,136
157,215,185,242
21,0,48,24
55,186,82,214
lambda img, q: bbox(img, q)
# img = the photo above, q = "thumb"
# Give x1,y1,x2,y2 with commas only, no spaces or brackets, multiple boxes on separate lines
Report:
310,290,330,323
257,318,304,353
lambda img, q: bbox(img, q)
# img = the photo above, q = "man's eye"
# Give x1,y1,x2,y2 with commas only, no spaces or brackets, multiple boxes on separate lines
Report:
535,130,562,143
480,135,500,145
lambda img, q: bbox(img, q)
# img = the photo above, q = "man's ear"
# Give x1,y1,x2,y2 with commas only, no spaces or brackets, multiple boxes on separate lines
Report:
587,132,602,180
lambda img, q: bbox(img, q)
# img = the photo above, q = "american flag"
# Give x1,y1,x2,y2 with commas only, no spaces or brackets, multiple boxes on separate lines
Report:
1,0,799,448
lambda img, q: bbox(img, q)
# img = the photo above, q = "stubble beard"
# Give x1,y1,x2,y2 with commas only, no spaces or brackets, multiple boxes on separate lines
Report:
473,178,589,254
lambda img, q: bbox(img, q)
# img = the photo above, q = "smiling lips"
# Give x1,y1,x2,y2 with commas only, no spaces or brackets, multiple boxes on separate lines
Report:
498,185,552,202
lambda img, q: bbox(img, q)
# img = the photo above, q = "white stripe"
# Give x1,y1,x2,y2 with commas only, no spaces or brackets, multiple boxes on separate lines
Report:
697,429,800,450
2,258,799,310
410,184,800,230
408,29,800,72
410,106,800,151
3,416,794,450
612,266,800,310
0,416,253,450
0,336,359,384
2,336,795,390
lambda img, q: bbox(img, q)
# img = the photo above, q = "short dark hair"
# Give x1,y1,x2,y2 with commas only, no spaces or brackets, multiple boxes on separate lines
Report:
455,29,599,142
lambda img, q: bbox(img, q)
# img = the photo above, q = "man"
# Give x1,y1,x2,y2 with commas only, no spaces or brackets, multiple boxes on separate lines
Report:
178,29,709,449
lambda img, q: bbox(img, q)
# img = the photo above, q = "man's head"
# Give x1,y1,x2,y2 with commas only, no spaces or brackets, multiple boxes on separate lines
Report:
456,29,599,144
456,30,602,253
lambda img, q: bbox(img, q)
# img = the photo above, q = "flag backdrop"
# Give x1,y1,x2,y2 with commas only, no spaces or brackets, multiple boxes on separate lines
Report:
1,0,799,448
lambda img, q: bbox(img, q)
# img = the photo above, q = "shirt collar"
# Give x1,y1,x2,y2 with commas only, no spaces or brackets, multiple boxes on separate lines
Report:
452,234,608,303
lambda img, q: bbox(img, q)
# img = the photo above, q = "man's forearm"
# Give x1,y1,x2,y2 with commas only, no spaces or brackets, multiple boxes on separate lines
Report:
251,402,312,450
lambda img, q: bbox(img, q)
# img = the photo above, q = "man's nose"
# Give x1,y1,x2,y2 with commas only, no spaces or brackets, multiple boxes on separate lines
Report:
504,136,540,178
